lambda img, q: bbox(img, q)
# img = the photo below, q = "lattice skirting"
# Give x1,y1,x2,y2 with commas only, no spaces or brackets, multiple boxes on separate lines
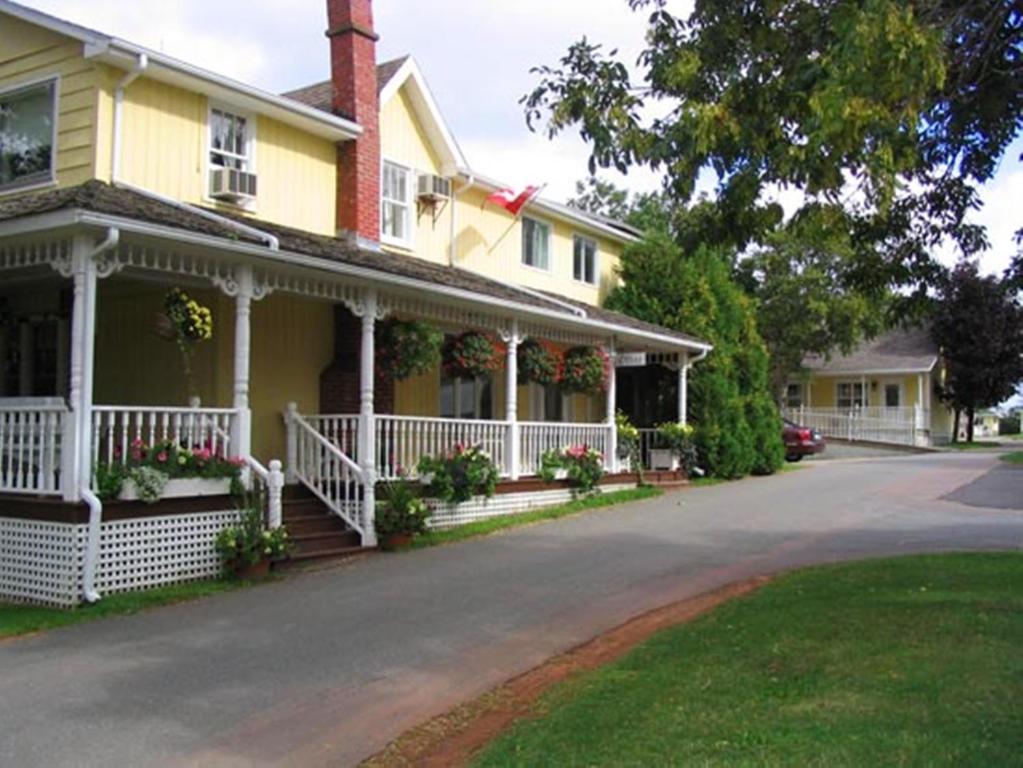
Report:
0,509,241,608
426,484,635,530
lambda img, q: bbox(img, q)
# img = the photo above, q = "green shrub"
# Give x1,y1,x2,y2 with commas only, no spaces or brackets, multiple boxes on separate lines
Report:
417,444,500,503
539,445,605,493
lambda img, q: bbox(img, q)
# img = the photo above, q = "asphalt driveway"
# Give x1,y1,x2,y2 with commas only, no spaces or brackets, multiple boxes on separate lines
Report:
2,451,1021,767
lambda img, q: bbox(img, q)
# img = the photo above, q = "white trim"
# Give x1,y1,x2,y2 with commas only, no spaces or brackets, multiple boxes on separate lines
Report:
0,74,60,194
807,360,938,376
0,210,713,353
378,58,466,176
380,158,414,249
521,215,553,273
572,234,598,286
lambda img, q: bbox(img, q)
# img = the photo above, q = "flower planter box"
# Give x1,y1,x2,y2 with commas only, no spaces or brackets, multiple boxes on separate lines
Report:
648,449,679,472
119,476,232,502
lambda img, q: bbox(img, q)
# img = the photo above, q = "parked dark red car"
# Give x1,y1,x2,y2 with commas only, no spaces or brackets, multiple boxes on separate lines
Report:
782,419,826,462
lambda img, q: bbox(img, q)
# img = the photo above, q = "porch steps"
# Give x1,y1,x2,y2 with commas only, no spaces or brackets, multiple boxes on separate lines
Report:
276,488,369,569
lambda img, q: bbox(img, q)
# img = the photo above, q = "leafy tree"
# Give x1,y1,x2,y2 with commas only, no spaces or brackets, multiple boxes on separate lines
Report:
932,260,1023,441
607,234,785,477
525,0,1021,296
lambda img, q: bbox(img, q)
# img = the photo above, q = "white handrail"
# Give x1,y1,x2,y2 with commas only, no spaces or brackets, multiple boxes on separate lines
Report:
244,455,285,529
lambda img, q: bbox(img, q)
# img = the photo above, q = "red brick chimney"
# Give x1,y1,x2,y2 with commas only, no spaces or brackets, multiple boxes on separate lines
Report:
327,0,380,245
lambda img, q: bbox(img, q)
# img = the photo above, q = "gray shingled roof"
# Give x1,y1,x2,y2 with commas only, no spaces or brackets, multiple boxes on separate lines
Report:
803,327,938,374
0,181,707,349
282,57,410,115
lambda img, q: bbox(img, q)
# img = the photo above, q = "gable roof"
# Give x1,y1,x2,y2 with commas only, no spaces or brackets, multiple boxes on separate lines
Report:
803,327,939,375
282,56,410,113
0,181,710,353
0,0,361,142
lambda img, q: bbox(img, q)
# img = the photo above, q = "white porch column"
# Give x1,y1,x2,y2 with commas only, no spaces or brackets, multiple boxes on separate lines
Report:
504,320,520,480
678,353,689,426
55,316,69,398
64,236,99,501
231,265,254,465
606,342,618,473
358,289,378,547
916,373,925,430
18,320,33,395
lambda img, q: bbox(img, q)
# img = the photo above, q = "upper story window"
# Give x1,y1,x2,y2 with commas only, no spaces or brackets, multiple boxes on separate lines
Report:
0,78,57,192
210,108,253,171
573,235,597,284
381,160,412,245
522,217,550,271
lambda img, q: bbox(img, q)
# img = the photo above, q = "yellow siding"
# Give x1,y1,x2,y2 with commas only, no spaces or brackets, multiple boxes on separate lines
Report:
0,17,100,192
113,77,338,235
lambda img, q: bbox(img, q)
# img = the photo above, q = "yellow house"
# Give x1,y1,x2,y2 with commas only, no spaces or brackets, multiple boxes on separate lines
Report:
0,0,710,604
783,327,954,447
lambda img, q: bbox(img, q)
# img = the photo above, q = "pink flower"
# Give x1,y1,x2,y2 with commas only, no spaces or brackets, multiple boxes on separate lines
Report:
156,451,168,463
228,456,246,467
194,448,212,463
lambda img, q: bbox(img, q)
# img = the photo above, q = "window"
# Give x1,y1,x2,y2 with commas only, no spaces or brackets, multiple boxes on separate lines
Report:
0,78,57,191
381,161,412,244
440,374,492,420
573,235,597,284
528,382,566,422
836,382,866,409
785,383,803,408
209,107,252,172
521,217,550,270
884,383,900,408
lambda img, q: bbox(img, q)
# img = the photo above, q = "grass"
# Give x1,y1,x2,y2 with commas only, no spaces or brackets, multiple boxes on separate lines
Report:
0,578,246,640
475,553,1023,767
412,486,663,548
945,440,1008,451
1001,451,1023,465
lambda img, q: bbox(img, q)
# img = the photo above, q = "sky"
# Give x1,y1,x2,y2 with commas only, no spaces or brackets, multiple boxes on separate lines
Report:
23,0,1023,277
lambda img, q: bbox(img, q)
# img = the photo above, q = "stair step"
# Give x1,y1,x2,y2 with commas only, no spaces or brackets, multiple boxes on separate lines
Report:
284,516,349,535
275,545,370,570
290,530,362,555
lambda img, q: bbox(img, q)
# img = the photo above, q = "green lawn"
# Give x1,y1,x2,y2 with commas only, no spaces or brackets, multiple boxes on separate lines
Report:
1002,451,1023,465
413,487,663,548
0,578,245,639
475,553,1023,767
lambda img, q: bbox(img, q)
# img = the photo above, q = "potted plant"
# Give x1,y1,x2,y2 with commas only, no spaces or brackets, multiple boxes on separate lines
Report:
377,318,443,380
417,443,500,504
155,287,213,400
517,338,561,386
376,476,431,550
443,331,504,379
615,410,640,477
215,501,290,580
652,422,698,475
539,444,605,494
559,346,610,394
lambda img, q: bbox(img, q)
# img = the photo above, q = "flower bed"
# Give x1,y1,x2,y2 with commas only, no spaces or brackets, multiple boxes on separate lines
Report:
417,444,500,503
539,444,605,493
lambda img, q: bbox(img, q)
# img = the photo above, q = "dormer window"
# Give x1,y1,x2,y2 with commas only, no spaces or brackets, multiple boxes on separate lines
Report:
208,106,256,203
382,160,412,245
0,77,57,192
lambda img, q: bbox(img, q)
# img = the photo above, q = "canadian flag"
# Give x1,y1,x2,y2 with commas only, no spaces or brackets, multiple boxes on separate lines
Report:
484,185,543,216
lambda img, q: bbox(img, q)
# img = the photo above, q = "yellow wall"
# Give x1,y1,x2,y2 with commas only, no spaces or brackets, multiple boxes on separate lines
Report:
111,76,338,235
0,16,100,193
804,374,925,409
379,83,625,306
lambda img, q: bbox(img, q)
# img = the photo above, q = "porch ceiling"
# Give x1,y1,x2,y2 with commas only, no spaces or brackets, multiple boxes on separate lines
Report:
0,181,711,354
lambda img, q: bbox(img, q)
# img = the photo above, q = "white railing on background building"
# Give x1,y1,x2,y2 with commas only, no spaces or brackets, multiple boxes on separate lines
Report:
0,402,68,495
288,411,367,539
519,422,612,476
90,405,238,470
376,415,510,480
783,406,928,447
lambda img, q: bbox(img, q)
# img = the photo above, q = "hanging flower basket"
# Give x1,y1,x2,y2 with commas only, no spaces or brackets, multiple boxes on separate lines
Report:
560,346,610,394
154,288,213,400
517,338,562,386
377,318,443,380
443,331,504,379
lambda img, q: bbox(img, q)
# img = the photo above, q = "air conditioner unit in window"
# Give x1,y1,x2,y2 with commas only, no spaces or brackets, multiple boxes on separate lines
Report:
416,173,451,203
210,168,257,202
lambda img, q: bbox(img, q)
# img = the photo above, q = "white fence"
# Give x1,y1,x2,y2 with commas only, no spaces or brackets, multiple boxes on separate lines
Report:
783,406,927,447
0,402,67,495
519,422,612,476
91,405,238,470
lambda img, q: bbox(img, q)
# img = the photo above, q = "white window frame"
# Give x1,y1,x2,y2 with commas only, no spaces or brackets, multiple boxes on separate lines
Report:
521,216,552,272
572,234,598,285
0,74,59,197
381,159,414,248
205,102,256,208
836,381,866,409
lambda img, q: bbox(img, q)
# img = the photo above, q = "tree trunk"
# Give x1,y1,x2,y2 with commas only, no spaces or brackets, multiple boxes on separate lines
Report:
967,407,976,443
952,407,961,443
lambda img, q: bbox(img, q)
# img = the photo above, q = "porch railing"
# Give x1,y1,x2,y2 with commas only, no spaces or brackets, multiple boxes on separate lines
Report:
305,414,360,461
0,402,67,495
290,412,367,540
519,422,612,476
376,415,510,480
90,405,238,470
783,406,928,447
